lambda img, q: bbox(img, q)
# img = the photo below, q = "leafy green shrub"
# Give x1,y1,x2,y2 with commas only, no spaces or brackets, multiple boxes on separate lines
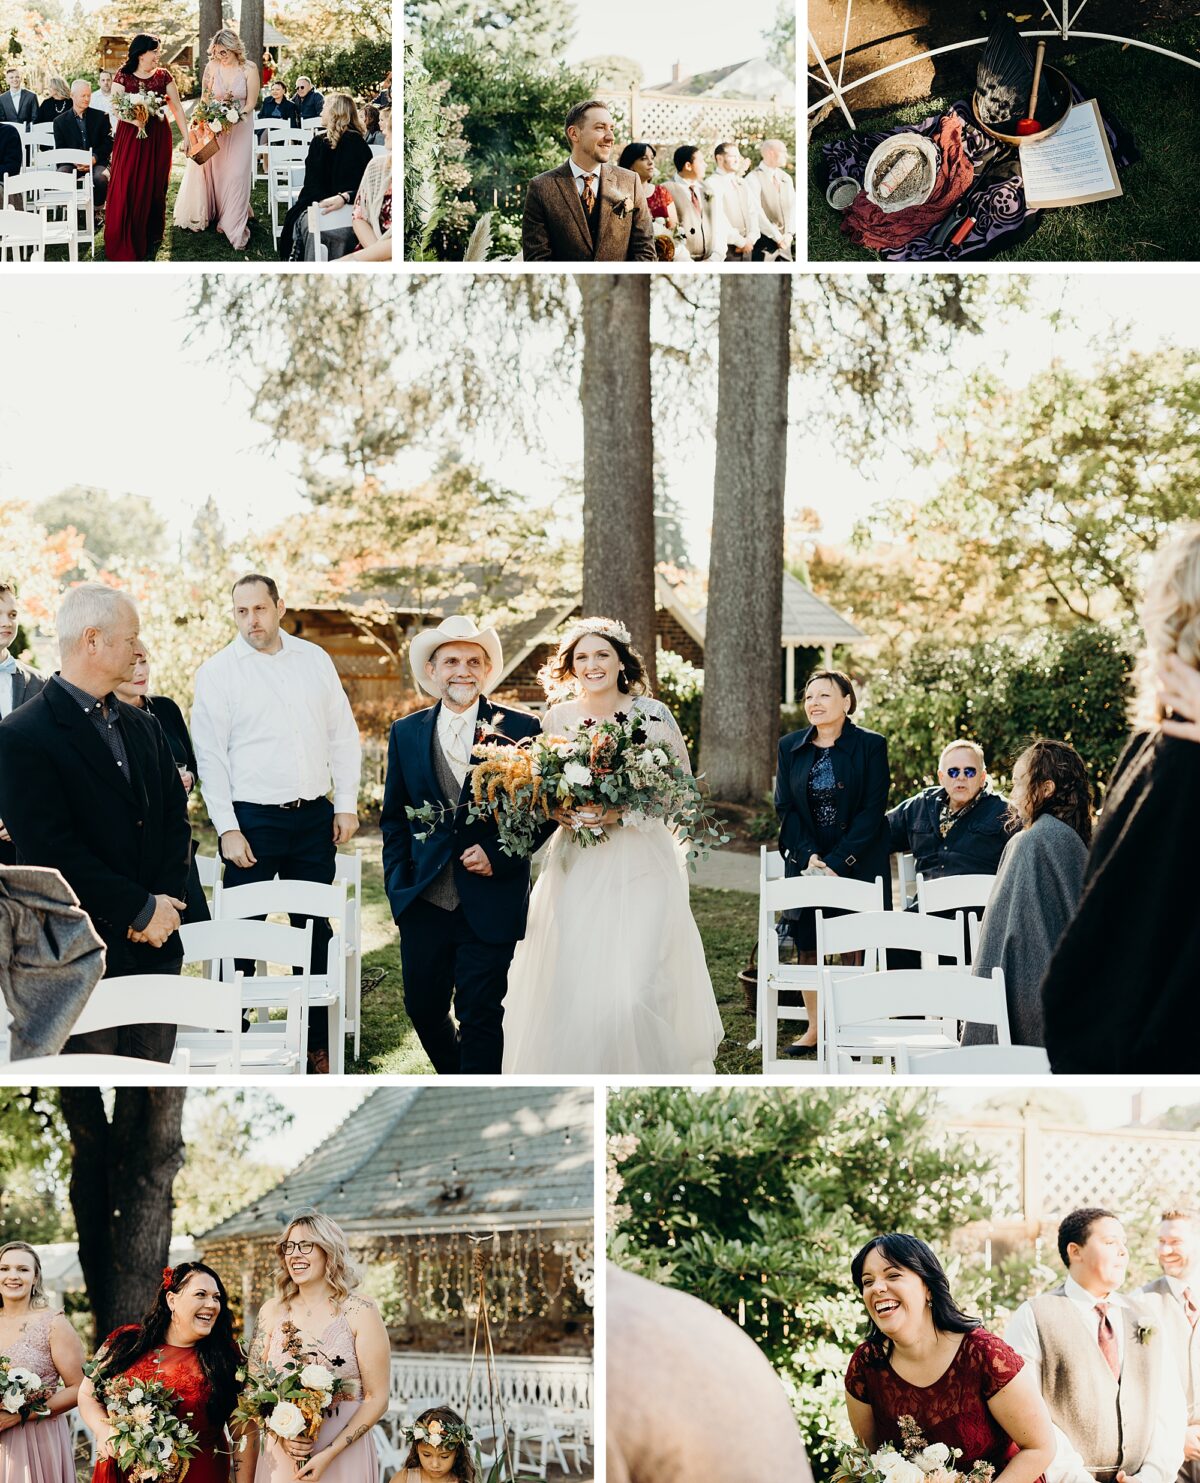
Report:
279,38,392,98
655,649,703,766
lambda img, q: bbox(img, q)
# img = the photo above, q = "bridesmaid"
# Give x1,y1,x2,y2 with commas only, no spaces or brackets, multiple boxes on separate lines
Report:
105,33,190,260
198,28,258,249
0,1242,84,1483
251,1211,388,1483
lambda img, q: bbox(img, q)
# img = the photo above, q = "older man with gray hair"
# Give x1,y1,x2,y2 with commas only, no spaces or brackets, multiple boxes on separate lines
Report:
0,582,191,1060
53,80,112,220
746,138,795,259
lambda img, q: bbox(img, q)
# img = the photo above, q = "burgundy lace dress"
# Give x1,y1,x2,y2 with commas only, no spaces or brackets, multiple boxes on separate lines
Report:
845,1329,1030,1472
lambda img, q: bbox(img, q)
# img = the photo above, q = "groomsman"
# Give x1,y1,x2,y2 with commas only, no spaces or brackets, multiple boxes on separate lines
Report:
0,579,45,865
665,146,719,261
1,68,38,126
1141,1210,1200,1483
746,139,795,260
0,583,191,1060
191,573,362,1074
1006,1206,1185,1483
706,142,759,261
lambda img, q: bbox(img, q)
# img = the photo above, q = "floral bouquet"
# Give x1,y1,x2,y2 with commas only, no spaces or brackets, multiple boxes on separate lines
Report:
233,1321,355,1447
192,96,247,132
833,1417,995,1483
0,1355,53,1419
407,711,727,864
111,89,163,138
84,1369,199,1483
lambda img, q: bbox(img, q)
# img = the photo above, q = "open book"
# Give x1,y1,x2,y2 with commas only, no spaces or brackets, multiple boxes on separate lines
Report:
1018,98,1123,209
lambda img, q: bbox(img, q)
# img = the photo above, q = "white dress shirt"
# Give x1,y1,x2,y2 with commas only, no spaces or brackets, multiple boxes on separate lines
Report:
569,156,600,198
0,668,12,719
1006,1275,1185,1483
191,630,362,836
437,699,480,790
91,90,112,114
707,168,758,251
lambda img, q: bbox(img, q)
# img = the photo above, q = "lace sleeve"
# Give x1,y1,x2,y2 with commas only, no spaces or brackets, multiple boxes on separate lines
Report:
637,698,693,775
970,1329,1026,1400
844,1343,872,1401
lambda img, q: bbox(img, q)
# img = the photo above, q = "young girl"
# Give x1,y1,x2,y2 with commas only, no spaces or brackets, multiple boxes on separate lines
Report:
396,1408,475,1482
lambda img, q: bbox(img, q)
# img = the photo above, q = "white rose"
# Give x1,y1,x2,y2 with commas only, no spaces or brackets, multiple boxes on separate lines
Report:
2,1392,23,1414
876,1453,925,1483
127,1388,145,1404
266,1401,306,1440
915,1445,951,1471
563,762,592,787
210,118,223,131
299,1364,334,1392
225,107,238,122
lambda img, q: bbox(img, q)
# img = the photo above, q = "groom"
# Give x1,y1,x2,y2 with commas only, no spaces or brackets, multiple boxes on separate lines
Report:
380,615,548,1074
522,99,655,262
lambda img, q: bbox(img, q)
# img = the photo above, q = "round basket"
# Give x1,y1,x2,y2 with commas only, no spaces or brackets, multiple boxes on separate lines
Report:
863,133,940,213
738,944,807,1017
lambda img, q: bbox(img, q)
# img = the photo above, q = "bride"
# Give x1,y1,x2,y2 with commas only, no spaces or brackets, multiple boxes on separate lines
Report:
502,617,724,1074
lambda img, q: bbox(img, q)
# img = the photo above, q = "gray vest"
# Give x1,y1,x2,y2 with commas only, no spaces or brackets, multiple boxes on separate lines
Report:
420,725,462,911
1029,1286,1158,1476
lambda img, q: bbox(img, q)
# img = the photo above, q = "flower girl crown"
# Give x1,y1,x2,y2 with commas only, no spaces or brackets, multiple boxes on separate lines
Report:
558,616,632,652
404,1416,474,1450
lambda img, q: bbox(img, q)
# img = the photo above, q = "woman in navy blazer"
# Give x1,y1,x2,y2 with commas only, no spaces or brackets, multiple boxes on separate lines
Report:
775,670,891,1051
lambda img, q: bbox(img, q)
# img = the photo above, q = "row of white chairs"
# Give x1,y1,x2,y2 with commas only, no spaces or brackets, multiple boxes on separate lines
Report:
1,153,97,259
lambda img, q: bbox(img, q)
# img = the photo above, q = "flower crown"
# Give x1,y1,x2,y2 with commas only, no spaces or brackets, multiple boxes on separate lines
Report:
557,616,632,655
404,1417,474,1451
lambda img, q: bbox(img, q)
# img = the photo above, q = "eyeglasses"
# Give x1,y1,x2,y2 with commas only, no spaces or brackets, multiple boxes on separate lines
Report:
945,767,978,779
279,1241,316,1255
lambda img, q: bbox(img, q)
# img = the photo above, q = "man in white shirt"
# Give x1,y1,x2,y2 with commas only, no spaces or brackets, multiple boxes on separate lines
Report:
91,70,114,115
706,141,758,261
664,144,721,261
191,572,362,1073
1006,1207,1185,1483
0,68,38,127
746,138,795,260
0,579,46,865
1141,1210,1200,1483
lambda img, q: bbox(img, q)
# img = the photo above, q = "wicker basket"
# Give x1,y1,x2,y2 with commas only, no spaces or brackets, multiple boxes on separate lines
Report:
738,943,807,1017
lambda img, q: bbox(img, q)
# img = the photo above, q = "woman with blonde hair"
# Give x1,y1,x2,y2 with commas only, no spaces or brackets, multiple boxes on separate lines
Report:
174,27,258,247
35,78,71,121
345,106,391,260
1043,523,1200,1072
0,1241,85,1483
251,1212,387,1483
278,93,370,260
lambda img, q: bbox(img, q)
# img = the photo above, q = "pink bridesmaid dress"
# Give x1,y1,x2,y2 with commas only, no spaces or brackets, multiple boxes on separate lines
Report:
254,1312,377,1483
201,63,253,249
0,1314,73,1483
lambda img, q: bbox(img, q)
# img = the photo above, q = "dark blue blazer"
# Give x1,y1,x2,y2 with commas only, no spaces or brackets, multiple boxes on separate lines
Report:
775,717,892,905
887,786,1009,882
292,89,324,119
380,697,549,944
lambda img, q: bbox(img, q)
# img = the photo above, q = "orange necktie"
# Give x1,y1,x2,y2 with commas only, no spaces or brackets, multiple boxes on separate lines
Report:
581,174,595,213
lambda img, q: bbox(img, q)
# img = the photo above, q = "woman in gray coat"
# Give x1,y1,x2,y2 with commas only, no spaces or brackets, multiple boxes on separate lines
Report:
963,739,1094,1046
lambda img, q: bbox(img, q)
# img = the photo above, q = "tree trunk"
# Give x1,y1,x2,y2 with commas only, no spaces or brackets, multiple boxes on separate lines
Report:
198,0,222,75
239,0,265,91
60,1087,187,1345
700,276,792,802
578,276,656,689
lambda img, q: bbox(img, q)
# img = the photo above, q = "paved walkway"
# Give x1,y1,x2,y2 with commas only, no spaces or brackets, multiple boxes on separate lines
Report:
690,849,757,893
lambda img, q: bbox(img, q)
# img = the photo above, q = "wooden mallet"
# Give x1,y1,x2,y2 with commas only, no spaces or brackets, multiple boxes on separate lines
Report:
1016,41,1047,135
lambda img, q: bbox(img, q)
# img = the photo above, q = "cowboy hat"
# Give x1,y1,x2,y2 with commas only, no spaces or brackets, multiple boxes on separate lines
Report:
409,615,504,699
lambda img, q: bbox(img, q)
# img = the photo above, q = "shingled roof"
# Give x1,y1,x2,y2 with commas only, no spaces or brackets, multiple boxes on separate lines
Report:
198,1087,593,1241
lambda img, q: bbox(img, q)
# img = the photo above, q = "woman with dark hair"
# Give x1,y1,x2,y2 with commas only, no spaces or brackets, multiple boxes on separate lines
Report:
502,616,723,1074
846,1234,1053,1479
0,1242,85,1483
105,33,190,260
78,1262,250,1483
616,142,676,229
962,739,1092,1048
775,670,891,1053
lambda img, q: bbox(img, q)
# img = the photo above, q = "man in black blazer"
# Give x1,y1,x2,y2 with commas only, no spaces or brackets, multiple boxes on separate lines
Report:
1,68,38,127
52,80,112,213
291,77,324,119
0,583,190,1060
380,616,552,1074
0,579,47,865
0,119,22,188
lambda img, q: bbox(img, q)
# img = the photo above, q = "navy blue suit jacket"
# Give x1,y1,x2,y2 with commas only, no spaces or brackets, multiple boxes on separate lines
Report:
380,698,549,945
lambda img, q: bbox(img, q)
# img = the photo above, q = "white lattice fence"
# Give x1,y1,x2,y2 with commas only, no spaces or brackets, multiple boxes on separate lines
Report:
600,88,790,145
388,1353,592,1429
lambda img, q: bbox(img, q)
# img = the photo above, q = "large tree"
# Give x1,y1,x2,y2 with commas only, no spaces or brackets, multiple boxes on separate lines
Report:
35,487,169,574
700,277,791,801
58,1088,186,1344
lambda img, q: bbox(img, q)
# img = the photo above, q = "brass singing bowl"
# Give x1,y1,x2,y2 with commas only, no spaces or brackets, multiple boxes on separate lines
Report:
971,65,1072,146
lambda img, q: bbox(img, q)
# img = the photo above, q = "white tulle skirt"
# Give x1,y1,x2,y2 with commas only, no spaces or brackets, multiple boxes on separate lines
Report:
502,819,724,1073
173,156,208,230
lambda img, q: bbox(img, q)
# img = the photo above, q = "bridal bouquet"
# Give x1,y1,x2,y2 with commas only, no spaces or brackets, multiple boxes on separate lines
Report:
111,89,163,138
192,96,247,132
0,1355,53,1419
85,1370,199,1483
408,712,726,863
233,1321,355,1444
833,1417,995,1483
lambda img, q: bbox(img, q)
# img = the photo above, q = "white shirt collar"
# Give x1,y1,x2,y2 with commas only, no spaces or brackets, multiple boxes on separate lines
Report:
234,629,296,660
569,157,600,182
673,173,700,190
439,697,480,732
1064,1273,1128,1310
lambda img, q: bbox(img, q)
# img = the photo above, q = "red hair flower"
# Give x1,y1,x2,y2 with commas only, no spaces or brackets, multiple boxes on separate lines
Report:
161,1267,174,1290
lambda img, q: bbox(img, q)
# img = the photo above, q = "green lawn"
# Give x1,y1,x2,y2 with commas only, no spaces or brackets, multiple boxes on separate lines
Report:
808,18,1200,262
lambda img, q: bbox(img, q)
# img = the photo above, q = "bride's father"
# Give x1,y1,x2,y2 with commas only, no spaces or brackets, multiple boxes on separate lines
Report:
380,616,549,1074
522,99,655,262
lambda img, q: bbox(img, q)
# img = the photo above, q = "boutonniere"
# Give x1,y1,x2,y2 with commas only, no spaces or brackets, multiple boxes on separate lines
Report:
1136,1321,1156,1345
607,192,633,218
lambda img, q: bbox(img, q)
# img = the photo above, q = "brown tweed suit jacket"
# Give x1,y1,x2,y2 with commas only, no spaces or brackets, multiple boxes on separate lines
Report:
522,161,656,262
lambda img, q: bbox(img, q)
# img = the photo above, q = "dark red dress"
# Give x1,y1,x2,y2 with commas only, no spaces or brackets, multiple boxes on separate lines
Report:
105,68,174,261
91,1338,230,1483
845,1329,1028,1472
647,183,673,221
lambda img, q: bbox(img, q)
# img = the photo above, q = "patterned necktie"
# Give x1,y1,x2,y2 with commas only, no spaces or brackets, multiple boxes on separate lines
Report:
1184,1287,1198,1327
1095,1302,1121,1380
580,173,595,213
447,715,472,785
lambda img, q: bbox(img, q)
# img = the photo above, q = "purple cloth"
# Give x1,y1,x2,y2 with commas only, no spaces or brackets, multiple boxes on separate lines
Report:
821,88,1133,261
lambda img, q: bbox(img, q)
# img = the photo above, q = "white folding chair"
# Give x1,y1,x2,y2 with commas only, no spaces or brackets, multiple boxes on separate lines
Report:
334,849,364,1060
305,199,353,260
194,852,222,893
510,1409,569,1480
917,872,996,965
896,850,917,908
10,1051,192,1074
70,973,244,1066
2,170,78,259
827,967,1011,1073
37,148,95,250
24,122,55,163
757,847,884,1073
212,878,349,1072
907,1043,1050,1074
268,142,307,243
0,204,43,259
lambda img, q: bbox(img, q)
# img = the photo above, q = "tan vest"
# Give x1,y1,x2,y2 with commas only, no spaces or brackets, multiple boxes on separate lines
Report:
1030,1287,1158,1475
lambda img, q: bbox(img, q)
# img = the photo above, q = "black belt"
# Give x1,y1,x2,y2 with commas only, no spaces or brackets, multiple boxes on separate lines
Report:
234,797,323,811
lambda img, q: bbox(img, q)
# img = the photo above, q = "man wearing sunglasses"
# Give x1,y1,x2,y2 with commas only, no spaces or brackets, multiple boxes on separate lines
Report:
887,740,1009,906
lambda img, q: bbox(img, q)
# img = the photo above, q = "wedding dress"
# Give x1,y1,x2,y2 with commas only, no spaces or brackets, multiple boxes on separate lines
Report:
502,695,724,1073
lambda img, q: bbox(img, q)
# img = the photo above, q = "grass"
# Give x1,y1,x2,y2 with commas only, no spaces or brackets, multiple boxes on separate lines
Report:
808,18,1200,262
